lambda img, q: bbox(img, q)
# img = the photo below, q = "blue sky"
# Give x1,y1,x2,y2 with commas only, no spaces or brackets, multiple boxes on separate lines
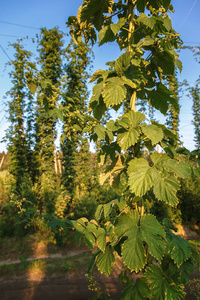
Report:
0,0,200,152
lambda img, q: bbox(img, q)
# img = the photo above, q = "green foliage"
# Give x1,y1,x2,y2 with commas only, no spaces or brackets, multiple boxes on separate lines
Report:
65,1,200,299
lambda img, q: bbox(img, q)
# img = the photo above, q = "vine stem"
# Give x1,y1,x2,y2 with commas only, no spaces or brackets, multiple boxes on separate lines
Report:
128,0,137,112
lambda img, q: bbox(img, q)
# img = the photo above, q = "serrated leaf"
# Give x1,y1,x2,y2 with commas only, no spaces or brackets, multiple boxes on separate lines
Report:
103,200,116,218
98,25,116,45
91,96,107,120
117,196,127,211
116,211,165,272
80,0,114,31
121,76,137,89
117,127,140,150
140,214,166,262
110,17,126,35
96,245,115,276
122,228,146,272
164,160,191,178
153,175,180,206
106,119,119,131
143,265,185,300
94,124,106,140
163,17,172,31
90,69,104,83
102,77,127,107
128,158,159,196
123,110,145,126
140,123,163,145
97,227,106,252
138,13,156,29
121,278,150,300
100,156,124,185
115,52,132,76
95,204,104,220
73,219,95,249
90,81,104,104
168,234,192,267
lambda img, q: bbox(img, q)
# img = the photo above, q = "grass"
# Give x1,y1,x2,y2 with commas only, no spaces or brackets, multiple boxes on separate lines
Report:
0,230,83,261
0,252,92,280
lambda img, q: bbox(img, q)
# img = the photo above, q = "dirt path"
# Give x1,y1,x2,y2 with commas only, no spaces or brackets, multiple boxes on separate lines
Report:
0,249,91,266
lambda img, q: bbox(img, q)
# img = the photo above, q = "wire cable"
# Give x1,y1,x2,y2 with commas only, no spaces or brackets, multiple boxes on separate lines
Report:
0,44,12,62
0,20,40,30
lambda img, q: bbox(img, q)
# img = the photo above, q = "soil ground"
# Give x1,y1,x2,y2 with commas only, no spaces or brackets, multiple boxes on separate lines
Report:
0,226,199,300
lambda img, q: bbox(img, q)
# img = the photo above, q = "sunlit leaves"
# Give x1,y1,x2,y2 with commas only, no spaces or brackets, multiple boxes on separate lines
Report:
138,13,156,29
97,227,106,252
154,175,180,206
116,211,166,272
128,158,159,196
80,0,114,31
115,52,132,76
117,128,140,151
140,123,163,145
102,77,127,107
96,245,115,276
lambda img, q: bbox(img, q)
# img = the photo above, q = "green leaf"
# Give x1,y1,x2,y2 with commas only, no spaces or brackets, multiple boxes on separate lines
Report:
115,52,132,76
110,17,126,35
137,0,147,12
94,124,106,140
102,77,127,107
96,245,115,276
106,119,119,131
121,278,150,300
122,227,146,272
91,96,107,120
72,219,96,249
88,249,101,276
124,110,146,126
140,124,163,145
116,211,165,272
95,204,104,220
27,81,37,95
164,160,191,178
138,13,156,29
163,0,171,9
168,234,192,267
121,76,137,89
147,83,174,114
117,196,127,212
140,214,166,262
175,59,182,73
90,81,104,104
117,127,140,150
97,227,106,252
90,69,104,83
128,158,159,196
143,265,185,300
153,175,180,206
163,17,172,31
98,26,116,45
80,0,114,31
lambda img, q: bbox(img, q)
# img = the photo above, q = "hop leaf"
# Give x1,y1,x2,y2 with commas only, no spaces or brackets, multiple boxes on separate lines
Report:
143,265,185,300
115,212,166,272
96,245,115,276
